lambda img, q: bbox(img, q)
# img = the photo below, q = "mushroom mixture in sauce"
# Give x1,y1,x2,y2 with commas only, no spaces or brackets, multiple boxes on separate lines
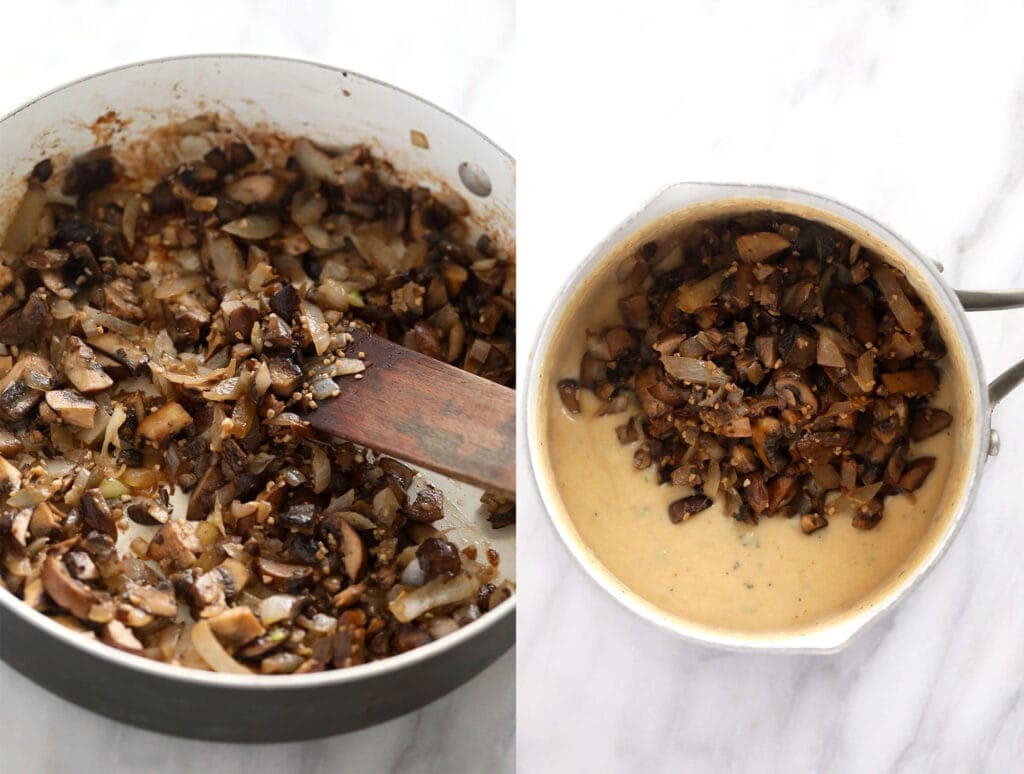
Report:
0,118,513,674
559,212,949,534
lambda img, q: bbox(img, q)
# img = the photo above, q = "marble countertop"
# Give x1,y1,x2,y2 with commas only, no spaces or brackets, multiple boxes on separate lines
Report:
0,2,513,772
516,1,1024,771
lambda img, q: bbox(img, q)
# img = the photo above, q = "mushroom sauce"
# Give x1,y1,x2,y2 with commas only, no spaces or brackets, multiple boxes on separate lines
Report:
536,204,971,636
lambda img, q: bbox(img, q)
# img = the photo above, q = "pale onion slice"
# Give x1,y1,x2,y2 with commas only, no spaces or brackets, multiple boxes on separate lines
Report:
152,274,206,300
300,300,330,356
257,594,302,626
388,572,480,623
190,619,252,674
2,183,47,253
311,446,331,494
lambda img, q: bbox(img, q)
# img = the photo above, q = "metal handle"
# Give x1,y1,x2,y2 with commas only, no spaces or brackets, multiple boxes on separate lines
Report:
956,289,1024,407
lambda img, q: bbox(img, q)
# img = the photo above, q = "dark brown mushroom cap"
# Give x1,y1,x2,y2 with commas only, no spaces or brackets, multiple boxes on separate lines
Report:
800,513,828,534
79,490,117,539
186,462,223,522
772,369,819,414
668,494,713,523
751,417,789,472
407,487,445,523
416,537,461,580
909,408,952,441
256,557,313,593
0,291,52,346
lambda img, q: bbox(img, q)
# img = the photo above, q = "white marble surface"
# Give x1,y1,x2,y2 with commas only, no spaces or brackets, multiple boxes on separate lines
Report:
517,1,1024,771
0,2,513,772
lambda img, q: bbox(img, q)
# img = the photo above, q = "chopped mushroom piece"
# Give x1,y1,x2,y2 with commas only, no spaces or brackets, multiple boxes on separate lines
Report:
557,379,581,413
61,337,113,394
668,494,713,523
102,619,144,653
909,408,952,441
338,520,368,582
87,332,150,375
207,606,266,648
898,457,936,492
256,557,313,592
800,513,828,534
881,369,939,396
0,292,52,346
79,490,117,539
138,402,193,445
0,353,57,421
148,520,201,569
124,581,178,618
42,555,95,619
416,537,462,580
735,231,792,262
407,486,444,523
45,389,98,428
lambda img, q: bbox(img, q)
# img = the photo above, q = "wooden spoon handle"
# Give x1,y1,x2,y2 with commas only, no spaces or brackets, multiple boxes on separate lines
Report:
306,328,516,498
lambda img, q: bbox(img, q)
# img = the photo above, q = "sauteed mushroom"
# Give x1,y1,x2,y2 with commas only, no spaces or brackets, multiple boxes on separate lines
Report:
566,211,951,533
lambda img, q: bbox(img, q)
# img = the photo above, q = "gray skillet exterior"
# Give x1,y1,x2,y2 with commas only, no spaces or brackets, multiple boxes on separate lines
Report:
0,55,515,741
1,589,513,741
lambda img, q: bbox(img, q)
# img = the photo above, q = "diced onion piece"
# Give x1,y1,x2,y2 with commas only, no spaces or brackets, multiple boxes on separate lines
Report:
3,183,47,253
400,558,426,587
222,215,280,241
99,478,129,499
101,403,127,459
190,620,252,674
80,306,143,338
282,467,307,487
309,376,338,402
122,193,141,247
153,274,206,300
676,270,726,313
388,572,480,623
51,299,77,320
300,301,330,356
704,459,721,498
202,376,244,401
206,231,245,289
311,445,331,494
873,266,923,334
661,354,730,386
257,594,302,625
293,138,344,185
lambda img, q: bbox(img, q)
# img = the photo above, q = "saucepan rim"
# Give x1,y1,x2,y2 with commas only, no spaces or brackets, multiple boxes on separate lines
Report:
526,181,990,653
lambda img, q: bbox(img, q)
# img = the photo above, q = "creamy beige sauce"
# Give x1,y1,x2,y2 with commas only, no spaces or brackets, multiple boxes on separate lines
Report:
535,201,974,637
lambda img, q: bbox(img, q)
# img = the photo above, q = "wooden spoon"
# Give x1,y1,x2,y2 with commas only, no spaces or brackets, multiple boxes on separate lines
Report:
307,327,516,498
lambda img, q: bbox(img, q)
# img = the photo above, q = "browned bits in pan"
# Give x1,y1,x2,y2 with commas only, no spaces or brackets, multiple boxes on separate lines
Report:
566,212,950,532
0,117,514,673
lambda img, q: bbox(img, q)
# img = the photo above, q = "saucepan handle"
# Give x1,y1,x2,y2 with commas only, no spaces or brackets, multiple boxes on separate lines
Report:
956,289,1024,407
